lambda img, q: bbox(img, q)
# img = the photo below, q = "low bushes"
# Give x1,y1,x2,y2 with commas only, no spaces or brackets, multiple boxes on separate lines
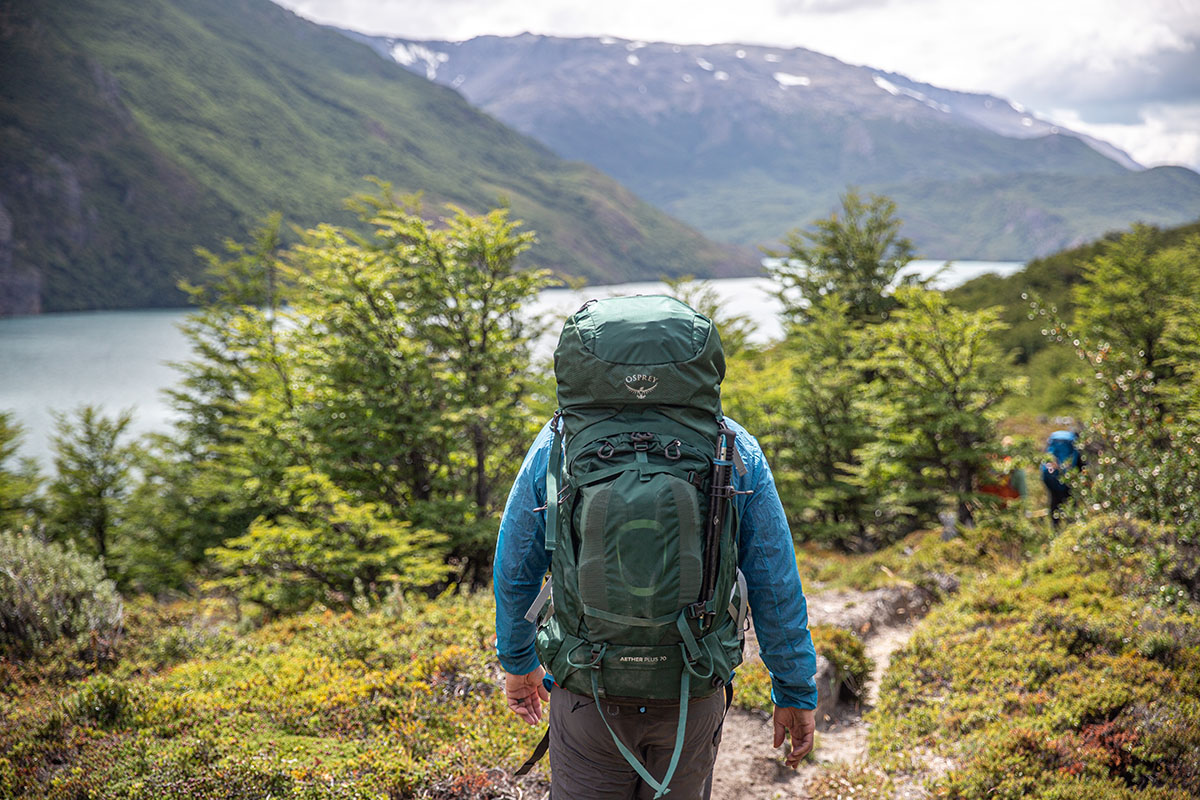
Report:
869,516,1200,799
732,623,872,714
0,530,123,656
0,591,545,800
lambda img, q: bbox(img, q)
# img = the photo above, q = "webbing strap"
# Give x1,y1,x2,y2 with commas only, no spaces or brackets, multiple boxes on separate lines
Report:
590,667,690,798
545,419,564,552
574,463,695,488
734,568,749,632
524,579,553,624
513,728,550,776
584,602,679,628
675,613,703,663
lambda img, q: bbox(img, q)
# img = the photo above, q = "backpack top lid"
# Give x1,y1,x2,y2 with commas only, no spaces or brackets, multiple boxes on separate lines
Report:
553,295,725,416
1046,430,1078,464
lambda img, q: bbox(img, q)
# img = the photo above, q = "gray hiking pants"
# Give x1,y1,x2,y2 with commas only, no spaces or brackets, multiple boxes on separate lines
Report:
547,685,730,799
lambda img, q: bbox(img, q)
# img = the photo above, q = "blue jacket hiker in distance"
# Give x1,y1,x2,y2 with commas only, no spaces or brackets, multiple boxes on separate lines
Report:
494,415,819,793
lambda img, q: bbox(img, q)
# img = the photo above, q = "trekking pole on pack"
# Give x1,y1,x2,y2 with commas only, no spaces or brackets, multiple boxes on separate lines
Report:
693,421,738,626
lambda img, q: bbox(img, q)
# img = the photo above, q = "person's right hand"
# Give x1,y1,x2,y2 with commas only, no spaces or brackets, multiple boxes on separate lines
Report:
505,666,550,725
772,705,816,768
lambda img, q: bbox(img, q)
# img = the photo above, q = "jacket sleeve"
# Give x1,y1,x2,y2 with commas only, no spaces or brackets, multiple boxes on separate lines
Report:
727,419,819,711
492,421,554,675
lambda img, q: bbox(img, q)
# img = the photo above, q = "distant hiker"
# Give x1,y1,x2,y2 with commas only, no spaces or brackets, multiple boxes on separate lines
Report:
1040,429,1082,528
979,435,1028,508
494,296,817,799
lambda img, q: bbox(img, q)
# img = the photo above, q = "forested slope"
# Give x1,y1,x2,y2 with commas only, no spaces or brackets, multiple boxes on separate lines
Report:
0,0,747,313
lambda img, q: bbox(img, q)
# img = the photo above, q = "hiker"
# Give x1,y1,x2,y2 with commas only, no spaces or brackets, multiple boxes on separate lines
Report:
1040,429,1082,528
979,435,1028,508
494,296,817,799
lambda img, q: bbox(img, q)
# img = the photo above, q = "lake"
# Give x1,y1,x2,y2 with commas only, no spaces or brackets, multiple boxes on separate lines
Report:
0,260,1022,464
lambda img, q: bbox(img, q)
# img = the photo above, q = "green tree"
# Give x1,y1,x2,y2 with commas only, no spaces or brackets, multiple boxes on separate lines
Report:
857,287,1026,533
770,190,917,325
133,217,295,581
1047,230,1200,538
208,467,447,616
286,189,554,580
46,406,140,564
724,297,875,549
0,412,41,532
1073,227,1200,430
151,186,552,602
736,190,922,550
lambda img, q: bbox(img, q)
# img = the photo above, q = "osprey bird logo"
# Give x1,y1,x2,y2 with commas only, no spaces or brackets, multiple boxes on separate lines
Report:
624,374,658,399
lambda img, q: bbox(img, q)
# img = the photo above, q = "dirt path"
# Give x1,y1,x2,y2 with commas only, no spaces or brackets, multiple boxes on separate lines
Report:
708,586,930,800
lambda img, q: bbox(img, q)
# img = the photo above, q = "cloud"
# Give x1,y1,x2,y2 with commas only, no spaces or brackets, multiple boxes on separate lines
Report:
1048,104,1200,169
775,0,894,13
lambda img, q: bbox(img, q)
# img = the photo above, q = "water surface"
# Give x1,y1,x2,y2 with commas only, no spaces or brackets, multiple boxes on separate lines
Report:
0,260,1022,464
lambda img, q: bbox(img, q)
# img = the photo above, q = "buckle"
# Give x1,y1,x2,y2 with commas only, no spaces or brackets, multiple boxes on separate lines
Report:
587,643,607,669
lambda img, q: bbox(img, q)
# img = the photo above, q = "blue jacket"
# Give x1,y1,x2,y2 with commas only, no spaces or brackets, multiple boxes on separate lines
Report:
493,416,819,710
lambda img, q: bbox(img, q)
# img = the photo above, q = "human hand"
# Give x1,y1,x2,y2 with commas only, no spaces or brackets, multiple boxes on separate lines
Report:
772,706,816,768
505,666,550,725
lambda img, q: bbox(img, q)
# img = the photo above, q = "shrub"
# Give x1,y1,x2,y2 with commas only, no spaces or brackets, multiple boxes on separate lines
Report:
732,625,873,714
869,517,1200,799
810,624,873,701
64,673,136,728
2,591,546,799
0,530,123,656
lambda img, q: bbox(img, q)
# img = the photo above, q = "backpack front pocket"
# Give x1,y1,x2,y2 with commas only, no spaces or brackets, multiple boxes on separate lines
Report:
574,469,704,644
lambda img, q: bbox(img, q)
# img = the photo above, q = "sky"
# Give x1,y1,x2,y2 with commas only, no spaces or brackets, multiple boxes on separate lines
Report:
274,0,1200,170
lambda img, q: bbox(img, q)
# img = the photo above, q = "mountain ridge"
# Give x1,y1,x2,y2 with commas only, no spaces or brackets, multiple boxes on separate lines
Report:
360,32,1200,259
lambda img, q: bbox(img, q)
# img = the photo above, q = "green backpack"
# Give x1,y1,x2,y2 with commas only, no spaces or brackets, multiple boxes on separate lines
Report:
525,295,748,797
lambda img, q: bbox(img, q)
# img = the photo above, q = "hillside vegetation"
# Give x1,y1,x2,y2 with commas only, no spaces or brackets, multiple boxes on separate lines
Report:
3,199,1199,797
0,0,745,314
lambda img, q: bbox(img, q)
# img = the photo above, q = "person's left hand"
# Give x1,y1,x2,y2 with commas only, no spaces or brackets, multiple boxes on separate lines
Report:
505,666,550,724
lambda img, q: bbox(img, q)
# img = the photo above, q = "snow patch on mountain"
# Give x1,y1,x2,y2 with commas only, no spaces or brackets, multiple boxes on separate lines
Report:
391,43,447,80
774,72,810,88
696,57,714,71
873,75,950,113
627,54,640,66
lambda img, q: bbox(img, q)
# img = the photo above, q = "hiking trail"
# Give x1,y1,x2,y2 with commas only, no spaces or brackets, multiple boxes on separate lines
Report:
708,584,940,800
505,584,947,800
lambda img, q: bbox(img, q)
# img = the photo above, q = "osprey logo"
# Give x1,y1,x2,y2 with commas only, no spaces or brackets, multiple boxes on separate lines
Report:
624,374,658,399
